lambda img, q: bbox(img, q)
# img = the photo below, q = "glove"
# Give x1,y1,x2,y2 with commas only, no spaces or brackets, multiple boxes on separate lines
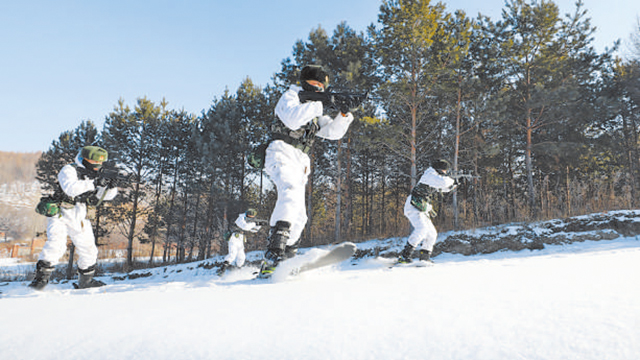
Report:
95,177,109,188
75,190,97,204
106,178,119,189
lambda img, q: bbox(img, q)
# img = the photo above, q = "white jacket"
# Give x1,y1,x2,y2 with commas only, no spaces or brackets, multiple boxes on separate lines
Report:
416,167,456,192
58,155,118,225
275,85,354,141
235,213,261,233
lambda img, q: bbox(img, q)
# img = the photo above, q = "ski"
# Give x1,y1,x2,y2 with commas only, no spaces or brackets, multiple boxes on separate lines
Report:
255,242,357,280
294,242,357,275
388,259,434,269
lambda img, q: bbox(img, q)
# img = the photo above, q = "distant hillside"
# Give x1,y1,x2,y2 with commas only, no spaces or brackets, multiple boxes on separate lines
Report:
0,151,44,241
0,151,41,210
0,151,40,184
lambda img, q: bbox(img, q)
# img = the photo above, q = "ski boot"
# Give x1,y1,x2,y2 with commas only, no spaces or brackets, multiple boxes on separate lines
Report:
217,261,231,276
258,221,291,279
418,249,433,263
28,260,55,291
284,242,299,260
397,243,415,264
73,265,106,289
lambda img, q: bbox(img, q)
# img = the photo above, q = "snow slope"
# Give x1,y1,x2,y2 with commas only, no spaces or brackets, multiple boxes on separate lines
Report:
1,234,639,360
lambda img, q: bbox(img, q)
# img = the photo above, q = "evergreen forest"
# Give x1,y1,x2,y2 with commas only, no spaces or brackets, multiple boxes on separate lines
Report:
35,0,640,270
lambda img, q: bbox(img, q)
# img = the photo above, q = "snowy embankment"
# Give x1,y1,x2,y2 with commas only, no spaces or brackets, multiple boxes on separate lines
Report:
0,211,639,360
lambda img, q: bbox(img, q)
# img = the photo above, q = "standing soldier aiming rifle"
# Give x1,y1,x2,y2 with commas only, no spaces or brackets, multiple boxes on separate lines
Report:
30,146,120,290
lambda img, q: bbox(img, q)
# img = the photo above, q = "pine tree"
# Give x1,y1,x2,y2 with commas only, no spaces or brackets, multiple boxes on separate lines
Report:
102,98,161,270
372,0,453,187
193,90,249,256
489,0,602,217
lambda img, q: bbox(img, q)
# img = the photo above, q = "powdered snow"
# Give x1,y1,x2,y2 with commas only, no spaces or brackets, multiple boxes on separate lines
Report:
1,217,639,359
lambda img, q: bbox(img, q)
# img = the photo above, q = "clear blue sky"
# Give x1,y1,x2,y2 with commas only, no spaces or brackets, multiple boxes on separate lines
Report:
1,0,638,153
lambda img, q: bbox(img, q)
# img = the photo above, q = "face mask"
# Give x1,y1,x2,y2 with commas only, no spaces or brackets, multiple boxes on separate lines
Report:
302,80,326,93
82,159,103,171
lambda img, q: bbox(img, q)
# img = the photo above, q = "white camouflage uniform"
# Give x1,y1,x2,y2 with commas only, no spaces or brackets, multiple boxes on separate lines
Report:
39,154,117,270
265,85,354,246
224,213,260,267
404,167,455,252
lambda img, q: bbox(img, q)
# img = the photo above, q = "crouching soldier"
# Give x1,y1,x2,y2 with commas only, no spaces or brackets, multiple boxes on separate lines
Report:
398,159,456,264
218,209,263,276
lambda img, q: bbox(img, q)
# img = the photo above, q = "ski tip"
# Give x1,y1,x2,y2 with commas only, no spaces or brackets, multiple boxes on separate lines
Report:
338,242,357,252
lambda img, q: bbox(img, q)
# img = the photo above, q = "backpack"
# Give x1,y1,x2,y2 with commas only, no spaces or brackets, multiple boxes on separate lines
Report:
35,195,61,217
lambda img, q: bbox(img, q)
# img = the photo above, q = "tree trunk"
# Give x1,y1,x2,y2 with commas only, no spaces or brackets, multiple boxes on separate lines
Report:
126,176,141,271
164,159,180,261
345,136,353,239
525,113,536,217
335,140,342,243
305,153,315,245
380,167,386,235
453,83,462,229
178,189,189,263
66,243,75,280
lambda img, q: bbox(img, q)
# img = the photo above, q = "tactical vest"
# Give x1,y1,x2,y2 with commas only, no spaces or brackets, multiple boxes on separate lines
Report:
54,164,97,205
270,118,320,154
36,164,98,216
409,182,437,212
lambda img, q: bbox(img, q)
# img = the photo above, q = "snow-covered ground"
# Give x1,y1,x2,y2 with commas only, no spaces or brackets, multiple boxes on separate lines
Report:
1,231,639,359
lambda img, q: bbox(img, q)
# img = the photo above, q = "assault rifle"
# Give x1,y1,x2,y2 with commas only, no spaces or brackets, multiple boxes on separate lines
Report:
97,163,135,187
249,218,269,227
298,87,374,113
449,170,480,183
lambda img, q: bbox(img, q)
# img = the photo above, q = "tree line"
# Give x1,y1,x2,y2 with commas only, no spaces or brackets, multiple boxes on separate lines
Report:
35,0,640,270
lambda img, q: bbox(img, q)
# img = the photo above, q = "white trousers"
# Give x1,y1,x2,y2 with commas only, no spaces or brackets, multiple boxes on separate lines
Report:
265,141,310,246
403,197,438,252
39,205,98,270
224,233,246,267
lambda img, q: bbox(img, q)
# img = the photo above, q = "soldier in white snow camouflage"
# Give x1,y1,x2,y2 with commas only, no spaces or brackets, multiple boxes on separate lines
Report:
30,146,118,290
259,65,355,277
218,209,262,276
398,159,456,264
